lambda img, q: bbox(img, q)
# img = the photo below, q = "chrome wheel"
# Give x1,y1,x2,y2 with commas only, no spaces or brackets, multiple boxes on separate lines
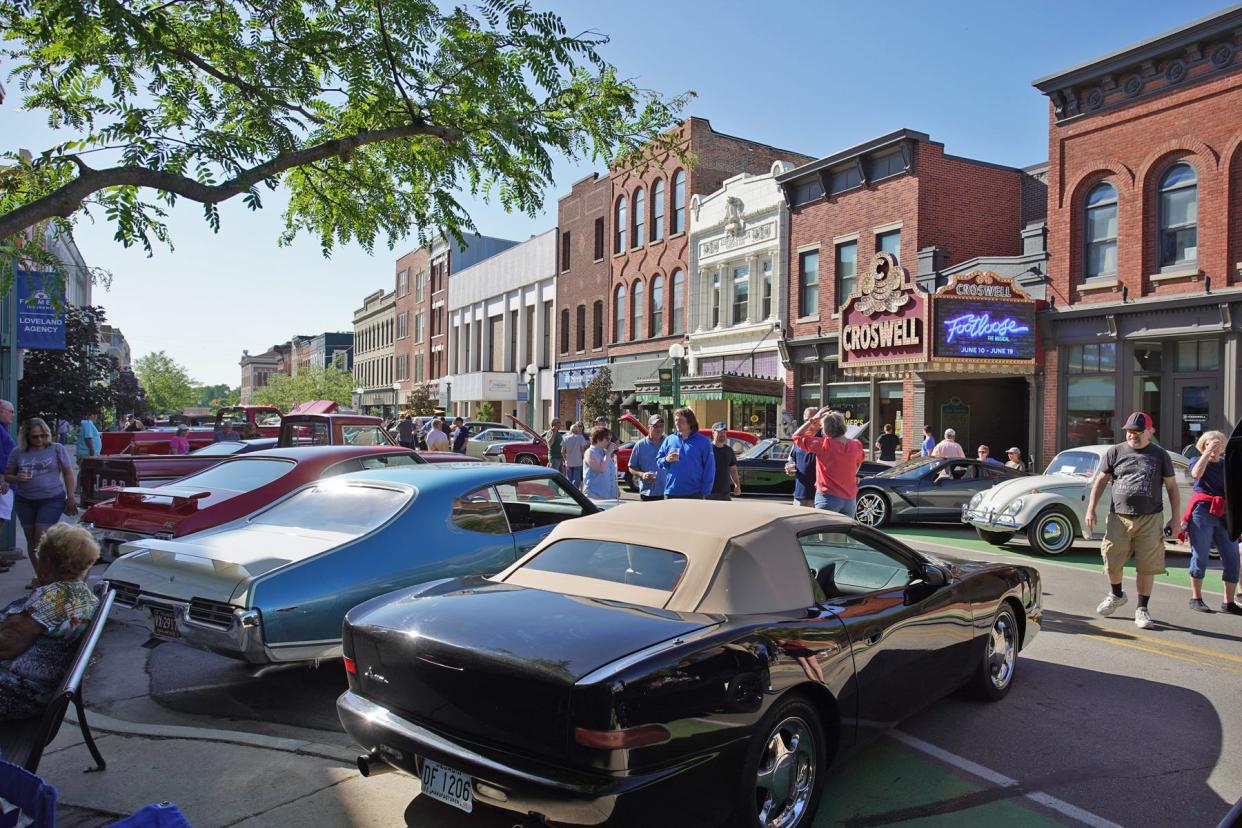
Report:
855,492,888,527
754,716,816,828
1028,511,1074,555
515,454,539,465
987,612,1017,691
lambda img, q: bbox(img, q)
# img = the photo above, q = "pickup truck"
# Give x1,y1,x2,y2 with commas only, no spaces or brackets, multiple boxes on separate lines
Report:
80,411,400,506
100,405,283,456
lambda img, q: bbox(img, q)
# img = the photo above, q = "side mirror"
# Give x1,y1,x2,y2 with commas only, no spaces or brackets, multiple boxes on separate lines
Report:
919,564,947,588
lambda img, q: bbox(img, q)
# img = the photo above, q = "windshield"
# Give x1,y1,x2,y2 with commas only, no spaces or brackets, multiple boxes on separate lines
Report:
1044,450,1100,478
876,456,939,480
177,458,295,491
189,442,247,457
252,483,410,534
740,439,790,461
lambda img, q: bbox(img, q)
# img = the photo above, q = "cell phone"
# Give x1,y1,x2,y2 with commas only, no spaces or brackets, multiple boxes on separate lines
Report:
1163,525,1173,538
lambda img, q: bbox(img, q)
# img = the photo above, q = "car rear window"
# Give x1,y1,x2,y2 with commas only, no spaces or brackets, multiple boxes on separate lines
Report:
252,483,410,534
178,458,294,491
190,442,247,457
523,539,687,592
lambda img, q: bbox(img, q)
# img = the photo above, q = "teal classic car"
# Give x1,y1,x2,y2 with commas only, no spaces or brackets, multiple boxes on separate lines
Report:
102,463,601,665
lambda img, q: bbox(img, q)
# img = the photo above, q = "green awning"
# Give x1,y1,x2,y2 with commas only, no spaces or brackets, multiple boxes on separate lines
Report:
634,391,782,404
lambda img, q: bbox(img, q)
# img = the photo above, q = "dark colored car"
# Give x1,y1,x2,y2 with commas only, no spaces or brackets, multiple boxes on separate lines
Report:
337,500,1041,828
737,438,889,498
854,456,1027,528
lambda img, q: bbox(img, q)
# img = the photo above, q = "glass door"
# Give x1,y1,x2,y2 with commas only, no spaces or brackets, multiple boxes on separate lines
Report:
1173,378,1217,456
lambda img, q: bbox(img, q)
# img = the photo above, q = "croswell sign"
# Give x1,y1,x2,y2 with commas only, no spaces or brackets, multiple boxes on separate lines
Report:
932,272,1036,362
839,252,928,370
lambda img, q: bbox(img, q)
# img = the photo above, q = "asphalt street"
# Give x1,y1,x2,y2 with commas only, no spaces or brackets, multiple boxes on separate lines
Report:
65,521,1242,827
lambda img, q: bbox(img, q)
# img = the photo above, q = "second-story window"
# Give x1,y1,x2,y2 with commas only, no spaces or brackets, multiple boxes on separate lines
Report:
633,187,646,247
672,170,686,234
1158,162,1197,270
615,196,627,253
561,231,571,271
613,284,626,342
592,300,604,348
576,305,586,351
732,265,749,325
560,308,570,354
710,273,721,328
650,275,664,336
631,280,645,341
1084,182,1118,280
798,250,819,318
671,270,685,335
835,241,858,308
594,217,605,260
651,179,665,241
761,258,773,319
876,229,901,263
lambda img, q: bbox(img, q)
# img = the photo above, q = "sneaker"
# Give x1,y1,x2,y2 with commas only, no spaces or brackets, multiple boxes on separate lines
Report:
1097,592,1128,616
1135,607,1154,629
1189,598,1214,613
1221,602,1242,617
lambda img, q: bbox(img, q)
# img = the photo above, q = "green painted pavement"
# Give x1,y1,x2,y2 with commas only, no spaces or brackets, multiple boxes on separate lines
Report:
885,525,1199,589
816,738,1064,827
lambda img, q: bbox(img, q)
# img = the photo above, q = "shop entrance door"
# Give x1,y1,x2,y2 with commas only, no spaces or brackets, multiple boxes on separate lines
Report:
1173,378,1218,455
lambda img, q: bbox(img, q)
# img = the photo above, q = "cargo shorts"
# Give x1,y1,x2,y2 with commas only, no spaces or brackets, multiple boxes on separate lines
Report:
1101,512,1166,577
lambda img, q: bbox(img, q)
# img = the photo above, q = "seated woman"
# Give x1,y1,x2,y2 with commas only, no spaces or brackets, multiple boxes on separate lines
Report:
0,524,100,720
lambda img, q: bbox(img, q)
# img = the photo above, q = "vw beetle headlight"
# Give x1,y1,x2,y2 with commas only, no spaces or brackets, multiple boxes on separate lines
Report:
1003,497,1025,516
969,492,984,508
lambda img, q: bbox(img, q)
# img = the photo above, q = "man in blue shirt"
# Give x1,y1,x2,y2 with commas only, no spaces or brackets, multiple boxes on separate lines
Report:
76,413,101,458
786,406,819,507
451,417,470,453
920,425,936,457
627,415,668,501
976,445,1005,466
656,408,715,499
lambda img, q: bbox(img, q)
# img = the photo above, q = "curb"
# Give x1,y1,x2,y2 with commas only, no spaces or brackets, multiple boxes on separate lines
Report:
65,708,359,765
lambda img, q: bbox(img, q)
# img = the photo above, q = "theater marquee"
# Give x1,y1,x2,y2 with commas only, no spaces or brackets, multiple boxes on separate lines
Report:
839,252,929,371
932,272,1036,363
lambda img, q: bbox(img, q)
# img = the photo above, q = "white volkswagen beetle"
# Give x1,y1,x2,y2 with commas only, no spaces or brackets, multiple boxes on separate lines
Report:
962,444,1193,555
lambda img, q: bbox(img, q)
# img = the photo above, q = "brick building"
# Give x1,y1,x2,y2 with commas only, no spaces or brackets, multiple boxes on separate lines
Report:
554,173,611,422
391,233,517,409
1034,5,1242,462
777,129,1049,461
606,117,811,432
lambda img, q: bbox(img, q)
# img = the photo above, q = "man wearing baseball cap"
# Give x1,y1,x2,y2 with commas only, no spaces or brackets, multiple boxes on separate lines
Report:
1004,447,1024,470
708,422,741,501
627,415,667,501
1086,411,1179,629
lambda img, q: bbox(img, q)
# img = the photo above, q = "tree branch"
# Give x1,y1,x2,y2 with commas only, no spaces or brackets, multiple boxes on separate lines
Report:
375,0,418,122
0,122,463,241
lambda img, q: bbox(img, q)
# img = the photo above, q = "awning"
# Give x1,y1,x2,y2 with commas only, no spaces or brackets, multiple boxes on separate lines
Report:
633,372,785,406
633,391,782,405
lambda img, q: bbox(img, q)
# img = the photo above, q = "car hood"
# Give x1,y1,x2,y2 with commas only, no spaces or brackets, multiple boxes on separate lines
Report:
975,473,1086,507
104,523,355,603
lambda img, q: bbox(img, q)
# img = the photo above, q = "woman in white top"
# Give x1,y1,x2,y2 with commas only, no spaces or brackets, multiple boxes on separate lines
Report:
582,426,619,501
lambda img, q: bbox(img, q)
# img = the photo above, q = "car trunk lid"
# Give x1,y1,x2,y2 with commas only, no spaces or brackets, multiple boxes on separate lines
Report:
347,581,715,760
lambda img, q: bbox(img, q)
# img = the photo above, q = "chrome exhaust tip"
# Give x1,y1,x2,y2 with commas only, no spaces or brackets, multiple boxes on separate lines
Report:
357,751,395,777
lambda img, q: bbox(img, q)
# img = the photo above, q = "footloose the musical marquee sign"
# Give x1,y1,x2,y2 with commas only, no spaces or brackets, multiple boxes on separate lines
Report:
932,272,1036,362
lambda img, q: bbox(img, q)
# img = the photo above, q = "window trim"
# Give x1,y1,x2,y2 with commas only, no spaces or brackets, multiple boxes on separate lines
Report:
798,248,820,319
1082,181,1119,283
632,186,646,249
614,195,628,254
1156,162,1198,272
671,169,686,235
651,178,666,242
650,274,665,338
630,278,645,342
834,239,858,310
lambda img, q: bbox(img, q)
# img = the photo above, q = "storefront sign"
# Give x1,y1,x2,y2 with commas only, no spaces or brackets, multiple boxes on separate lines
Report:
932,272,1036,362
699,221,775,257
839,253,928,369
16,270,65,350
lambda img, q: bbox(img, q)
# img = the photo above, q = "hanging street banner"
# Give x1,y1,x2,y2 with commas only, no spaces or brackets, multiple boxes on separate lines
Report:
16,270,66,350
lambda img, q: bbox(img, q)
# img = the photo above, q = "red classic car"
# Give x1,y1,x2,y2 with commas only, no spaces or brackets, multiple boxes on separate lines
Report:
615,413,759,490
100,405,284,456
79,438,277,507
81,445,426,561
476,414,552,465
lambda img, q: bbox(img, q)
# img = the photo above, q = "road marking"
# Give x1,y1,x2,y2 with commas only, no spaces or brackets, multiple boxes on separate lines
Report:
889,730,1125,828
1082,636,1242,674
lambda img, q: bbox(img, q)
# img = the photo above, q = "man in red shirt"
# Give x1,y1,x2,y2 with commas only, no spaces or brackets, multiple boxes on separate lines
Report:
792,407,864,516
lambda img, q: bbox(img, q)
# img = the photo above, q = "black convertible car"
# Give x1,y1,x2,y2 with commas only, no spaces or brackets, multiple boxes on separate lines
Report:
737,438,889,498
337,500,1041,828
854,456,1027,527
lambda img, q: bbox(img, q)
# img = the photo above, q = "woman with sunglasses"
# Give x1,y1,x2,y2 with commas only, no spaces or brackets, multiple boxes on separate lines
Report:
4,418,76,589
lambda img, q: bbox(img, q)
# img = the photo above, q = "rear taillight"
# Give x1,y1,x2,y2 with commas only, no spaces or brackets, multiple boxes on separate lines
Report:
343,656,357,675
574,724,670,749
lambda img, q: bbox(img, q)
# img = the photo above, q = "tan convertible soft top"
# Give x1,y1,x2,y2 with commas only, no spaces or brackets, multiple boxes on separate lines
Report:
496,500,853,614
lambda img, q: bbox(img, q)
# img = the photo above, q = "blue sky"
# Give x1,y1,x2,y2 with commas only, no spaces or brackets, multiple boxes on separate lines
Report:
2,0,1230,385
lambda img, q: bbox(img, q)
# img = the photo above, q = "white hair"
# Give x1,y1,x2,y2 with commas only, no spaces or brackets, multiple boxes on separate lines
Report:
944,428,956,438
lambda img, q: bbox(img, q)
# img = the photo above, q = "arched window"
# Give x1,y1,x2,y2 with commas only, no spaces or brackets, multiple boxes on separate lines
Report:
650,275,665,336
633,187,646,247
651,179,665,241
559,308,570,354
631,280,645,341
575,305,586,352
613,284,626,342
1084,182,1118,280
614,196,627,254
671,270,685,334
1158,162,1197,269
672,170,686,234
592,300,604,349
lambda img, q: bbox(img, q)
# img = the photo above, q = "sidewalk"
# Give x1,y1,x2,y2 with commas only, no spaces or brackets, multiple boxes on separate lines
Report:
1,525,419,827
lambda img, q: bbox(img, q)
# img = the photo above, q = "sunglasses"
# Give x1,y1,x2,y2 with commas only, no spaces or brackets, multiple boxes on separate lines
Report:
29,432,50,439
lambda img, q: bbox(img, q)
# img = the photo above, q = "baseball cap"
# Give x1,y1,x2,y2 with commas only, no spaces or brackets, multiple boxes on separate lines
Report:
1006,446,1021,454
712,421,728,431
1122,411,1153,432
648,415,665,426
593,415,607,423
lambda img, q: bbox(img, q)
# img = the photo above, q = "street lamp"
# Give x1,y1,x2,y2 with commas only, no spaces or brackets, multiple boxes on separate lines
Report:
668,343,685,408
524,363,538,427
353,386,364,412
392,381,402,417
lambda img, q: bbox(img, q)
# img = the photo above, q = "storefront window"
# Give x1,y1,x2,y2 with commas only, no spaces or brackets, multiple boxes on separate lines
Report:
1176,338,1219,372
797,363,821,412
1065,342,1116,447
1132,341,1162,373
736,401,777,437
878,381,904,442
828,383,869,427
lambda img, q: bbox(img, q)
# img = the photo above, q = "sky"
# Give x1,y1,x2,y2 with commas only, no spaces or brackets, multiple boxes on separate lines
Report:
2,0,1232,385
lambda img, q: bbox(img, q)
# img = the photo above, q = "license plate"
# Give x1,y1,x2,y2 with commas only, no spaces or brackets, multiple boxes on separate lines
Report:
419,757,473,813
150,606,180,639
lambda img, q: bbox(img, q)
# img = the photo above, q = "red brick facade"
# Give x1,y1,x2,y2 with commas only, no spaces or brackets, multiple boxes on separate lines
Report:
556,173,612,363
393,246,429,399
608,118,811,359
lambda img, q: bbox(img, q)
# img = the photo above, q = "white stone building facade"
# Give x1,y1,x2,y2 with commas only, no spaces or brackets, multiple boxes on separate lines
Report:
445,230,557,429
352,289,397,417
